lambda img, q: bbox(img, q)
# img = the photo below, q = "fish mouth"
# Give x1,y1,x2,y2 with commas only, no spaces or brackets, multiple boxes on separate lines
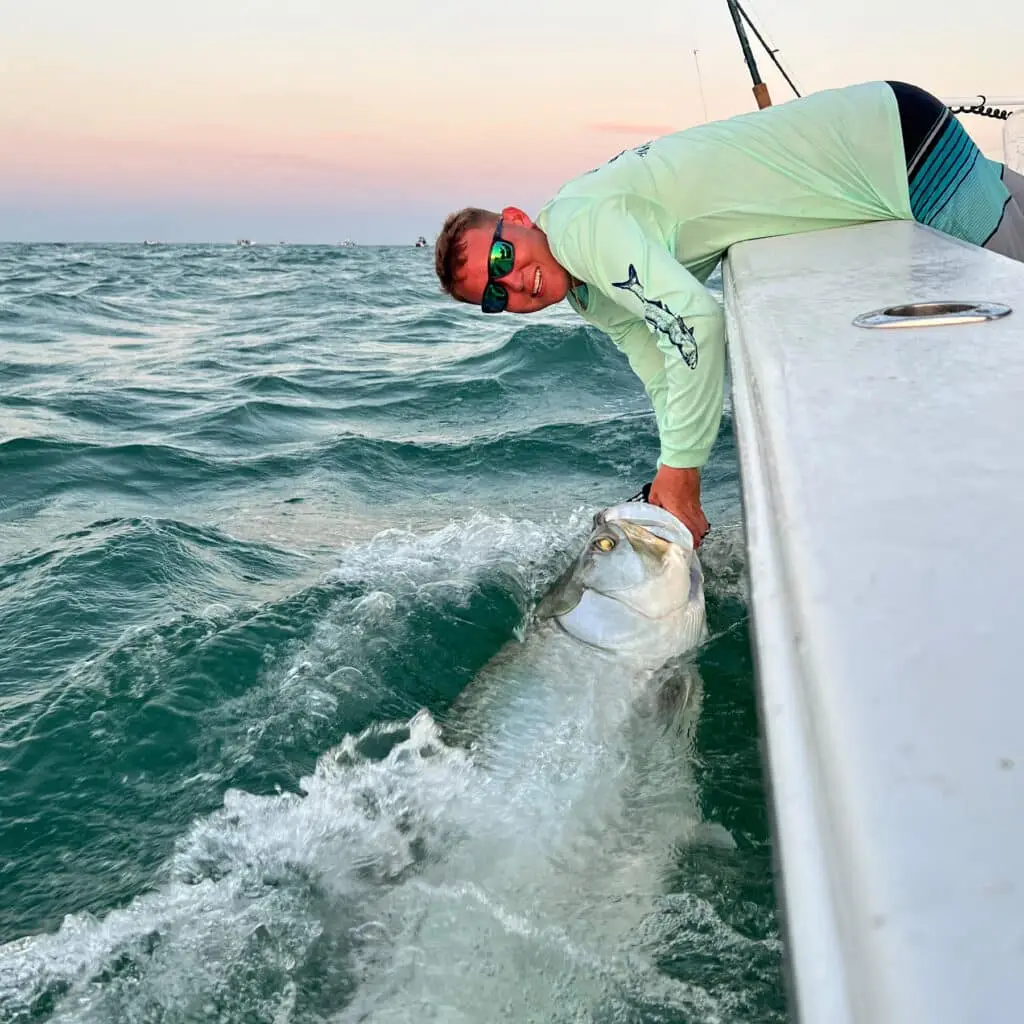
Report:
597,505,695,551
537,506,698,624
616,520,672,559
536,522,681,622
589,513,676,559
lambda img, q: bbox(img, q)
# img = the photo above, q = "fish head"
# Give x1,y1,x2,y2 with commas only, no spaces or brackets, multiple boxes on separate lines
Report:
537,503,706,660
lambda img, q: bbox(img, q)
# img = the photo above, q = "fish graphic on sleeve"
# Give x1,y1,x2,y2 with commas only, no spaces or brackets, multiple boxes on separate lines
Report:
611,265,698,369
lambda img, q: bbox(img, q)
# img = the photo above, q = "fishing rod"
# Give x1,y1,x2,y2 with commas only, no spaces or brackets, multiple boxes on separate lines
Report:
725,0,770,108
736,1,801,101
725,0,801,109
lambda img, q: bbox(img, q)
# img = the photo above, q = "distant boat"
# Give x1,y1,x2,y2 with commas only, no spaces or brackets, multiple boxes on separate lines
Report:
340,239,357,247
143,240,161,247
236,239,252,247
415,236,427,247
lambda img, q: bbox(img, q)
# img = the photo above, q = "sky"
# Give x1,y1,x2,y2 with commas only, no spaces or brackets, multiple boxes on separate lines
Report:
2,0,1022,243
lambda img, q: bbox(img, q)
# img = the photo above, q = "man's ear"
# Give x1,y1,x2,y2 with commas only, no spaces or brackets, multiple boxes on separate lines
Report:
501,206,533,228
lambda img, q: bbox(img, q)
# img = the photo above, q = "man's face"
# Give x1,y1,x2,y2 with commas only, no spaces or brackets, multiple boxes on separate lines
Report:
452,209,571,314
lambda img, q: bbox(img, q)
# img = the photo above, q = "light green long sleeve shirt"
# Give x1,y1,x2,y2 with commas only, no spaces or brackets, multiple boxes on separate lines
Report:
535,81,912,468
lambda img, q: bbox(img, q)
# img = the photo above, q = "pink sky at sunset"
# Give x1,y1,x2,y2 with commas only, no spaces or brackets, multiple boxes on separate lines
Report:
2,0,1022,241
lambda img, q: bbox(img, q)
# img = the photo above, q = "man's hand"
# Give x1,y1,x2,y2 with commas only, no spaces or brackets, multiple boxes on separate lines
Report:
647,465,709,547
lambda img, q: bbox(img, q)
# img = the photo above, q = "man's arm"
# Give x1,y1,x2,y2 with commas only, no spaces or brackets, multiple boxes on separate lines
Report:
561,206,725,543
607,324,710,544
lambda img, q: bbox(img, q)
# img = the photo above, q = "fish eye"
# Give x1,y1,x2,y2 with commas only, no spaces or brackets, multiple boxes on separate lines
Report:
593,536,616,553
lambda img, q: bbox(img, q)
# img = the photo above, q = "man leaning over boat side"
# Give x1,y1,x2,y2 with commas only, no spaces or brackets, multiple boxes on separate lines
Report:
433,80,1024,546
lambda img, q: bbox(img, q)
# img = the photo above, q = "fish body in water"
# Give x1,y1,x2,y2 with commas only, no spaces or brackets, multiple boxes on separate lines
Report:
341,502,714,1021
0,505,720,1024
452,500,708,801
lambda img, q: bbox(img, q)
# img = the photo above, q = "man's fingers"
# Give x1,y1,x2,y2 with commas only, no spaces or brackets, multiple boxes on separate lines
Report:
691,517,710,549
645,482,709,546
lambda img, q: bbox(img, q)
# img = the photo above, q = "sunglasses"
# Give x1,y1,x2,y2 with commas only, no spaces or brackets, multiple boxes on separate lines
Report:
481,217,515,314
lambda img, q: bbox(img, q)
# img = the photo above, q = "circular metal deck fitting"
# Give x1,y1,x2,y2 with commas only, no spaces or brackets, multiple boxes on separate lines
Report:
853,300,1012,329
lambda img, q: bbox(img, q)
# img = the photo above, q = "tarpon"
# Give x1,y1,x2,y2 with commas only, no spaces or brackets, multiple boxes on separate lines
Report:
340,502,714,1021
0,504,716,1023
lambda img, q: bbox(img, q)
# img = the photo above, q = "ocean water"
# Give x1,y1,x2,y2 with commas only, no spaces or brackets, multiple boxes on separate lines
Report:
0,244,786,1023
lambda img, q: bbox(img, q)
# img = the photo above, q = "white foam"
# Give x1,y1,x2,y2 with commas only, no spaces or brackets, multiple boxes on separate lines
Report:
0,711,476,1022
329,510,590,596
1,510,753,1022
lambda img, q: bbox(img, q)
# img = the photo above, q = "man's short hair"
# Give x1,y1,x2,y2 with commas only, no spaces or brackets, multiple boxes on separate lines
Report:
434,207,498,297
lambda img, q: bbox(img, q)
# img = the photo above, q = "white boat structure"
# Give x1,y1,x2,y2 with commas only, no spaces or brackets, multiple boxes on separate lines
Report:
713,5,1024,1021
340,238,357,247
726,219,1024,1024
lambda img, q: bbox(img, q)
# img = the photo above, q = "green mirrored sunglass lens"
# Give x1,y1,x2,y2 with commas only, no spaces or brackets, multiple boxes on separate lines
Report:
482,282,507,312
489,240,514,277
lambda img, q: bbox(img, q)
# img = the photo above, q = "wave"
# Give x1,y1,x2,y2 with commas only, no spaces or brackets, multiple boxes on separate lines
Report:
0,513,576,942
0,410,662,518
0,243,775,1021
0,512,765,1022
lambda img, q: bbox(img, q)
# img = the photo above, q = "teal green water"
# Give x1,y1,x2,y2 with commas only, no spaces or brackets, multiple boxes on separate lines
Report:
0,244,785,1023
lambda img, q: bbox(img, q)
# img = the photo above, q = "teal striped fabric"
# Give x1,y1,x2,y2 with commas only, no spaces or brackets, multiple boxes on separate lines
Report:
910,116,1010,245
